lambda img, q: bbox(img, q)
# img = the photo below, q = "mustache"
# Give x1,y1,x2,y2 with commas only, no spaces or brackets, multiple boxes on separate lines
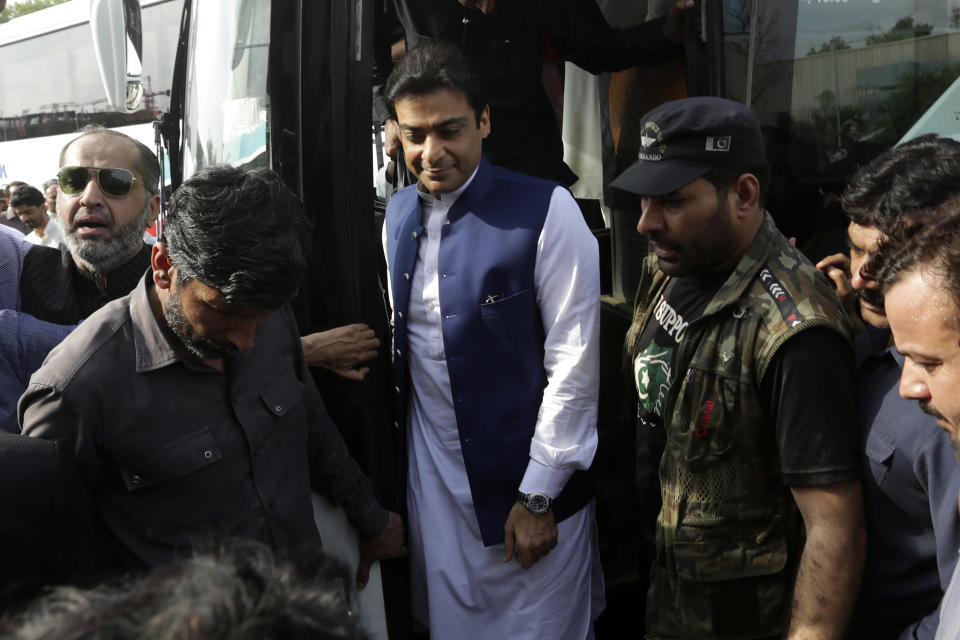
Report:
69,206,114,231
919,401,946,422
647,233,679,251
856,287,884,309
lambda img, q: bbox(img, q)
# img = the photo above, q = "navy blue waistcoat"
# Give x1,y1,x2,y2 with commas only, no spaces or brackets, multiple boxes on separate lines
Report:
385,156,592,546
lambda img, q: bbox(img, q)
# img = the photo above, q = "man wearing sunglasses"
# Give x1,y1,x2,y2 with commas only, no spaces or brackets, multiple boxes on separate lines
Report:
19,128,159,325
21,165,405,585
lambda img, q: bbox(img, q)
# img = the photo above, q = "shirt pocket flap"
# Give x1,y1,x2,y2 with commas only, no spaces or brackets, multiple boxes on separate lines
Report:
119,428,222,492
260,371,305,418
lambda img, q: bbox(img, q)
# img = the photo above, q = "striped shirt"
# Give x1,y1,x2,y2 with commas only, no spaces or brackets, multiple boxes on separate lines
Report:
0,227,30,311
19,244,151,324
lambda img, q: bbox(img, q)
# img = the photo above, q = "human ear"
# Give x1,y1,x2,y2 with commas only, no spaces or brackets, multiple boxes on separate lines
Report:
151,243,174,290
731,173,760,215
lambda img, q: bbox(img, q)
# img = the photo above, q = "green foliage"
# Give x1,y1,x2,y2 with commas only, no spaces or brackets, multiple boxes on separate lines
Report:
865,16,933,45
0,0,70,25
870,62,960,147
806,36,850,57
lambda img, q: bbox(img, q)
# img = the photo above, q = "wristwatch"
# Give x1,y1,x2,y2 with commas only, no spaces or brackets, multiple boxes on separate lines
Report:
517,491,552,515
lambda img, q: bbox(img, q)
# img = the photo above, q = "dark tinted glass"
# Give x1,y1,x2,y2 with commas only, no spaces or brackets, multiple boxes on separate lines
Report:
58,166,135,197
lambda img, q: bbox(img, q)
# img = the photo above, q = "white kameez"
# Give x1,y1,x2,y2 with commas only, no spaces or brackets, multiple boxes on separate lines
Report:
385,171,604,639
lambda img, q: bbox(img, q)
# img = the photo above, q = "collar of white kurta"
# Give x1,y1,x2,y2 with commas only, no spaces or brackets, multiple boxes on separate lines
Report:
415,163,480,207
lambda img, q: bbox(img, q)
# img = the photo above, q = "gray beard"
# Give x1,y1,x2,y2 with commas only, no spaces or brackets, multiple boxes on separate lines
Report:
62,203,149,274
164,284,238,361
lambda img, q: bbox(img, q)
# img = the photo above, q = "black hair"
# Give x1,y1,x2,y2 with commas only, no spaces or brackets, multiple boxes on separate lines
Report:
9,186,44,208
842,134,960,233
872,196,960,320
60,126,161,196
385,40,487,126
164,165,312,309
0,539,367,640
702,164,771,208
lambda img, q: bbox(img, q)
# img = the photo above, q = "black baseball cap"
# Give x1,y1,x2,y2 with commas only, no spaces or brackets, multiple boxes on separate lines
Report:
610,97,767,197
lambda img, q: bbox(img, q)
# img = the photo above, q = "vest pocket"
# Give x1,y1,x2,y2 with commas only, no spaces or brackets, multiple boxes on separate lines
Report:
672,367,737,472
671,517,790,638
478,287,533,319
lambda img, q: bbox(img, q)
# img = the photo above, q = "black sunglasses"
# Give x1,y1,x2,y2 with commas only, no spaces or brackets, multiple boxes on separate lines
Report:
57,166,137,198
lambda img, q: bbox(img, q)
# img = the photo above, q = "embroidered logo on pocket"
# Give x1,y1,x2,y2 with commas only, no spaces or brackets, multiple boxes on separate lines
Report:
696,400,716,439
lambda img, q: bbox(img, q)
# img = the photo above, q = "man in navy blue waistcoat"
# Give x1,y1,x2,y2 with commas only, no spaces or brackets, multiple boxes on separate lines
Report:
382,41,603,638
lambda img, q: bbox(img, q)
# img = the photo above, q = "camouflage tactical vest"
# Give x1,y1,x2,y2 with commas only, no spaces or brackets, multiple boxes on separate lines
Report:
626,213,852,639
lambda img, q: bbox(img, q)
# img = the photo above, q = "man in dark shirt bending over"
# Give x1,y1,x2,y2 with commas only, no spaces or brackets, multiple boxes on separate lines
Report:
21,165,405,585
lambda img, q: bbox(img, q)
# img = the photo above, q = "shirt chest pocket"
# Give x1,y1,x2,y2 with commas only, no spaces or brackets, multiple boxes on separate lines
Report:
118,428,222,492
259,370,306,420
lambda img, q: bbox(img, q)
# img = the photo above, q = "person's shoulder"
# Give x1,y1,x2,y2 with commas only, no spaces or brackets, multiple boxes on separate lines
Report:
746,233,848,326
0,224,26,243
22,244,62,267
28,296,134,394
384,184,420,216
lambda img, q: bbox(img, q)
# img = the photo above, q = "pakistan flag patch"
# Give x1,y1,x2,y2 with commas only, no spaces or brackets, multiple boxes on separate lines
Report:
635,341,675,418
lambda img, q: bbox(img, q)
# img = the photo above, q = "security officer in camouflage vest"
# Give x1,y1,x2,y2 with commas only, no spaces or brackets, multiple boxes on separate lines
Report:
611,97,865,639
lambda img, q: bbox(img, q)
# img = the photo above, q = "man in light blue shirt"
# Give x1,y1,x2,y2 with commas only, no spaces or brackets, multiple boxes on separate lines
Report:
0,226,74,432
0,310,73,433
0,225,29,311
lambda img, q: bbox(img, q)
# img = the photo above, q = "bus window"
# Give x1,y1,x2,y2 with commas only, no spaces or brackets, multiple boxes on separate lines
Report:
722,0,960,258
181,0,271,177
0,0,180,143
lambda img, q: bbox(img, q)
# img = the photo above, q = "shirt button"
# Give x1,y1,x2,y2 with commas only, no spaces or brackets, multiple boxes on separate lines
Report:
411,231,419,240
203,450,213,460
131,474,142,484
398,311,403,320
403,272,410,281
274,404,283,414
268,500,278,512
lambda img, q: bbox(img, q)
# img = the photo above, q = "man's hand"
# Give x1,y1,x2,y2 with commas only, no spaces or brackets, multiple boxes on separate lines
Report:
384,118,401,159
357,511,407,590
663,0,695,44
815,253,864,334
301,324,380,381
503,503,558,569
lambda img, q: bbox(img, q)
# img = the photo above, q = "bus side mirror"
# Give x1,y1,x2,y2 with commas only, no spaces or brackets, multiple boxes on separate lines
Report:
90,0,143,112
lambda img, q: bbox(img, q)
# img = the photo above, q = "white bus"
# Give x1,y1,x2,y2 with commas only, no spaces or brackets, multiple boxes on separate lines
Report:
0,0,181,191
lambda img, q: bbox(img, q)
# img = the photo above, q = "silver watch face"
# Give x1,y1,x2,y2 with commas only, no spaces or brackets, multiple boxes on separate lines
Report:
525,493,550,514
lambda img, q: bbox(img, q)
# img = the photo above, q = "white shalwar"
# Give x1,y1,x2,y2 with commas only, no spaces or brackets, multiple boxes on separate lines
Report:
385,170,605,640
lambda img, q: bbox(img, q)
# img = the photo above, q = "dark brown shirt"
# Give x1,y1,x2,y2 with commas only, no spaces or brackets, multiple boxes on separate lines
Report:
21,274,387,570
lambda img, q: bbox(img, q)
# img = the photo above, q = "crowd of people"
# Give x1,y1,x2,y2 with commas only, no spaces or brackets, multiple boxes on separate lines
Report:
2,0,960,639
